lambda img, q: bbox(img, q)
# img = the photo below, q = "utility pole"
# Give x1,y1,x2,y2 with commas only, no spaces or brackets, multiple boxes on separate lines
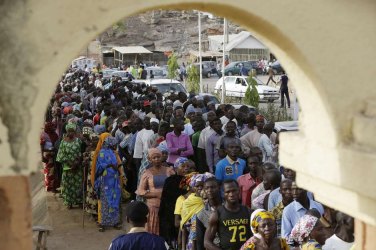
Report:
221,18,228,103
198,11,203,93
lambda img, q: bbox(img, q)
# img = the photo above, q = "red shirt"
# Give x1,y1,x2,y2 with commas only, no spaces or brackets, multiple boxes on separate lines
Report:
93,113,100,125
237,174,261,208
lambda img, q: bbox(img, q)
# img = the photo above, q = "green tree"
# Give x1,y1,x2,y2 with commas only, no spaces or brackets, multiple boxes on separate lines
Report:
244,70,259,107
167,53,179,79
186,63,200,93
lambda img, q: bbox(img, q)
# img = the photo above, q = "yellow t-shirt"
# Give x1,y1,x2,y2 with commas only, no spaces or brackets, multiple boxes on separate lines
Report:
174,195,186,215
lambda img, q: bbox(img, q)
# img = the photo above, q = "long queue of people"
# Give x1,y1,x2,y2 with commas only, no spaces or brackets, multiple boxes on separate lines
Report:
41,66,355,250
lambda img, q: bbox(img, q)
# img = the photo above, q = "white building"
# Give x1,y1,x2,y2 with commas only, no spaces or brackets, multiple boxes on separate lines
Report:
208,31,270,61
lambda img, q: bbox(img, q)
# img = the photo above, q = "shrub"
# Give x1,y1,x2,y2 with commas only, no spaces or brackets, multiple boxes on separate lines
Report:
186,63,200,93
167,53,179,79
258,103,293,122
244,71,260,108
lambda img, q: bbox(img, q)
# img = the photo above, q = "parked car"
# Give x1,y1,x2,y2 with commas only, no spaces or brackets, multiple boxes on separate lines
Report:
214,76,280,102
270,60,284,75
202,61,218,75
196,93,220,104
193,63,212,78
135,78,188,95
274,121,298,132
102,69,116,79
145,66,166,79
221,61,259,76
111,70,134,81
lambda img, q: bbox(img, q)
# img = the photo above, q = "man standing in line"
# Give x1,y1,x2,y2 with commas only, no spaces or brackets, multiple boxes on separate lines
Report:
270,179,294,237
196,177,222,250
204,179,252,250
108,201,169,250
281,182,324,238
215,138,245,184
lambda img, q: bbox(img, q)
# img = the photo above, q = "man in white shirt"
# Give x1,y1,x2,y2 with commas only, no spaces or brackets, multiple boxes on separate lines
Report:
133,116,154,158
258,123,274,162
220,104,237,130
198,111,217,150
323,212,354,250
173,92,187,110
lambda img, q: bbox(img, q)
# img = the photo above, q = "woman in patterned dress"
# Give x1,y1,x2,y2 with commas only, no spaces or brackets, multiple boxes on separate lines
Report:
289,214,332,250
241,210,290,250
56,123,83,209
40,121,59,192
94,136,124,232
83,135,99,217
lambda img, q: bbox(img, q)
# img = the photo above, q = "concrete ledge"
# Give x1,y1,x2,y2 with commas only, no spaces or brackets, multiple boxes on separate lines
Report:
297,172,376,227
0,176,32,250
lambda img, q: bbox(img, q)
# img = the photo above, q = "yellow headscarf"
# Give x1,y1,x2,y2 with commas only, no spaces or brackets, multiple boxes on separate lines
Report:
180,193,204,229
90,132,110,186
251,210,275,234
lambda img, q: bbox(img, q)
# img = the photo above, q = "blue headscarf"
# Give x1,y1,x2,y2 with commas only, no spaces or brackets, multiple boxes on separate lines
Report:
103,136,117,148
174,157,189,169
94,125,106,135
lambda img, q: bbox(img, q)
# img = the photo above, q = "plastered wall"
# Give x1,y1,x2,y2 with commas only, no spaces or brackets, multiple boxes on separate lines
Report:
0,0,375,249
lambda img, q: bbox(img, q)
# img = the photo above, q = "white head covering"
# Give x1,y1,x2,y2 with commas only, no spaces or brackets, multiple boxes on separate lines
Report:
150,118,159,124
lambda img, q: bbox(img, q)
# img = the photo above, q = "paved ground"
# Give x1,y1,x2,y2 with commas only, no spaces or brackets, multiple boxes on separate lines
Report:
46,192,130,250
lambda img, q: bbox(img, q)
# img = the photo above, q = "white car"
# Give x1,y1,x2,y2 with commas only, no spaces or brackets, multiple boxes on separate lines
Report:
214,76,280,102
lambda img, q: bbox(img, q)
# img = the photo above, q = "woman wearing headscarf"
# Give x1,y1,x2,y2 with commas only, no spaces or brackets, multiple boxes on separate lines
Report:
289,214,331,250
94,136,123,232
83,135,99,217
159,157,195,248
181,172,215,250
241,209,290,250
56,123,83,209
136,148,175,235
40,121,59,192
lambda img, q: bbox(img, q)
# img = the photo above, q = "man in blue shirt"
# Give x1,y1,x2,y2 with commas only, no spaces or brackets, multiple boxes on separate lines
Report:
109,201,168,250
281,181,324,239
215,138,245,184
268,168,314,210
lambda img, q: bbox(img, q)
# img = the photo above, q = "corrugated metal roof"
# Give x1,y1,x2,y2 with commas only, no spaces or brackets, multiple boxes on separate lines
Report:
112,46,152,54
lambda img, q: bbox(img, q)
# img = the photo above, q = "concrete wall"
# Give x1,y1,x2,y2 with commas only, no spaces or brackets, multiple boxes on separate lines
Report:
0,0,375,249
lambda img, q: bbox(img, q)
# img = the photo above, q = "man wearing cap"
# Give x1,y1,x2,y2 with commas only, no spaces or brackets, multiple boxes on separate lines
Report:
108,201,169,250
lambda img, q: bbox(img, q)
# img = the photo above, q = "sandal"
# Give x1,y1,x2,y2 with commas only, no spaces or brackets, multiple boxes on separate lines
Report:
114,224,122,230
98,226,105,232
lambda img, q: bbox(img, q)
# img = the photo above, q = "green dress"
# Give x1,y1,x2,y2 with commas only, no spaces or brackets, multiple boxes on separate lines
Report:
56,137,83,206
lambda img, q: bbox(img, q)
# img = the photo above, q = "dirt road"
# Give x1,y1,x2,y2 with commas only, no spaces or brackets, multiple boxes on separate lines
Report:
46,193,130,250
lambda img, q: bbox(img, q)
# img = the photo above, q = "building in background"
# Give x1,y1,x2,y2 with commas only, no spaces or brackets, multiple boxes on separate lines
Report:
208,31,270,62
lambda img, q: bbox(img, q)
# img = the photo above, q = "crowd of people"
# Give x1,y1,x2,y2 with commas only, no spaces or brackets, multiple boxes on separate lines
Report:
41,65,355,250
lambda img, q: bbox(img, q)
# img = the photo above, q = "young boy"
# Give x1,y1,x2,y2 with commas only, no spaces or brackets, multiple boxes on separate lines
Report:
215,138,246,185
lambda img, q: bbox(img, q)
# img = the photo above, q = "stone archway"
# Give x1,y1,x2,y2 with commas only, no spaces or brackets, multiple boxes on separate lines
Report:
0,0,375,249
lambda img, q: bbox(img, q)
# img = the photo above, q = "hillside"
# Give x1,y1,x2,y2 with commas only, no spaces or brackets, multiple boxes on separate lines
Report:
99,10,243,60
